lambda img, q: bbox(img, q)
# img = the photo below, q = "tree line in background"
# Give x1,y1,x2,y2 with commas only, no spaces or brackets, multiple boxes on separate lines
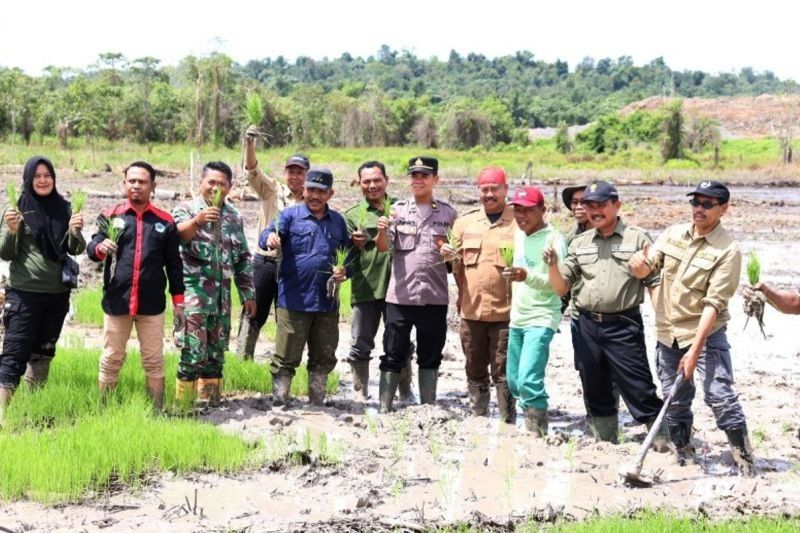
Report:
0,47,794,151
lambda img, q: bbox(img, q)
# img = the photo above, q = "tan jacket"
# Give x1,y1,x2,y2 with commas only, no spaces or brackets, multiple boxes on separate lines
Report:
245,164,303,257
452,205,517,322
650,222,741,348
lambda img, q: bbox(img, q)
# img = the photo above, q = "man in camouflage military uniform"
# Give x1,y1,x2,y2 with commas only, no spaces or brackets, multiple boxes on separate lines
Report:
173,161,256,406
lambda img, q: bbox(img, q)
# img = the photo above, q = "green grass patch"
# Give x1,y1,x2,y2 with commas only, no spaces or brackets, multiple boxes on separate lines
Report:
0,346,341,503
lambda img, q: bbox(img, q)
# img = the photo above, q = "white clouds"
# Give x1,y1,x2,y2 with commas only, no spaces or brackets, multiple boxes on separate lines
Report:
1,0,797,80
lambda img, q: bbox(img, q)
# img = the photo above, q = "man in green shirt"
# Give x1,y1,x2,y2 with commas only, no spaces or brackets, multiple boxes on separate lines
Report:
344,161,413,401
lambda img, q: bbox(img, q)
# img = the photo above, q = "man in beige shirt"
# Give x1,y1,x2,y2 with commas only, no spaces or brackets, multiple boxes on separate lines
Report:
452,167,517,421
236,126,307,359
630,180,755,475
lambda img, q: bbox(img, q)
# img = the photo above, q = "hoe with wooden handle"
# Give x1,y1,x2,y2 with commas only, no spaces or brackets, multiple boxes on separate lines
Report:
621,372,685,487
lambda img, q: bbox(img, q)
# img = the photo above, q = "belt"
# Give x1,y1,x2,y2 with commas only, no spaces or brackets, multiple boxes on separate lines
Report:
256,254,278,263
579,307,640,323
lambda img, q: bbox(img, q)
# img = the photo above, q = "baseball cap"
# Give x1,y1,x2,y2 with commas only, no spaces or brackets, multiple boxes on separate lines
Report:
582,181,619,203
509,186,545,207
477,167,507,185
285,153,310,170
686,180,730,203
305,168,334,190
408,156,438,175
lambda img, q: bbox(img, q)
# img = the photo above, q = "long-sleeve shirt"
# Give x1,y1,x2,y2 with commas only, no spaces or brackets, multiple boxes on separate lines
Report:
452,205,517,322
510,224,567,331
261,203,350,313
0,208,85,294
559,218,659,314
87,201,184,316
649,222,741,348
343,197,396,305
172,198,255,313
245,163,303,258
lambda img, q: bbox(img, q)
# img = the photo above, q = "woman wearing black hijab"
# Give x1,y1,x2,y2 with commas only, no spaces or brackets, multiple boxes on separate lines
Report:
0,156,85,422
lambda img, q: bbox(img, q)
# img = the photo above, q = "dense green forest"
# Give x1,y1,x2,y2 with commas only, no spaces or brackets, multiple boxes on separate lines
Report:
0,47,794,150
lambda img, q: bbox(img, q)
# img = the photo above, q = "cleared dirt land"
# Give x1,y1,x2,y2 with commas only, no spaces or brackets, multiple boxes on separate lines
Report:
0,170,799,531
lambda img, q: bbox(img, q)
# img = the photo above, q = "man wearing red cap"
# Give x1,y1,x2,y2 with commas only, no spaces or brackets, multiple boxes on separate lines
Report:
504,186,567,436
451,167,517,421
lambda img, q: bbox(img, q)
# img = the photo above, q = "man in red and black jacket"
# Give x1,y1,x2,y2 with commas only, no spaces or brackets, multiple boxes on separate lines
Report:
87,161,185,408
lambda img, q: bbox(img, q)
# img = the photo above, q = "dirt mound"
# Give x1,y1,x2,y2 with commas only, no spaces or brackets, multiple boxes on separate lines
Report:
621,94,800,139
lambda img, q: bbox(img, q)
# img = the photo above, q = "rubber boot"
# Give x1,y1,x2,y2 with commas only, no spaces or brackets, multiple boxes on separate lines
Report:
725,427,757,477
235,317,259,361
272,373,291,407
175,379,197,408
308,372,328,407
397,360,414,403
349,360,370,401
418,368,438,405
668,423,696,466
523,408,548,437
197,378,222,407
0,387,14,427
588,414,619,443
467,382,490,416
23,357,52,389
495,382,516,424
379,371,400,413
645,418,672,453
146,376,165,411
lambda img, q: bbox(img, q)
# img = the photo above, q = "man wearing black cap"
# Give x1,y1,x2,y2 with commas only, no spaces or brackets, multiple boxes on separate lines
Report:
261,167,349,407
238,127,309,360
630,180,756,475
375,156,458,412
548,180,668,448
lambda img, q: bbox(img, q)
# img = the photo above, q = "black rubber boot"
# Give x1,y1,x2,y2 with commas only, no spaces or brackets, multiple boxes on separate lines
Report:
349,360,370,400
588,414,619,443
379,371,400,413
495,382,516,424
418,369,438,405
725,427,757,477
668,423,696,466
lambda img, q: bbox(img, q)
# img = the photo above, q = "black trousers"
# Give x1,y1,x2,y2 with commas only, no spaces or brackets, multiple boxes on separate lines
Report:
0,289,70,388
252,255,278,328
381,303,447,372
574,310,663,423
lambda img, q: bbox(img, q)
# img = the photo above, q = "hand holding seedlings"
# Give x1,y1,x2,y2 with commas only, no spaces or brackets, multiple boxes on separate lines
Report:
376,216,390,232
245,124,260,144
3,208,21,234
351,230,367,249
742,251,766,338
439,242,458,262
266,232,281,249
196,206,221,225
98,238,118,256
503,267,528,282
68,213,84,235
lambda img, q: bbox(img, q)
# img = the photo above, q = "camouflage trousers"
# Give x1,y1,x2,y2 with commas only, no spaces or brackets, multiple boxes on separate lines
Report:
272,308,339,378
177,310,231,380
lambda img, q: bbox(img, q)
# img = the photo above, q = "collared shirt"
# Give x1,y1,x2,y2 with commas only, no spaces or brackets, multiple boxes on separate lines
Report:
452,205,517,322
343,196,396,304
650,222,741,348
511,224,568,331
560,218,658,313
385,198,458,307
245,163,304,257
262,203,349,313
88,201,185,316
563,222,588,319
172,197,255,312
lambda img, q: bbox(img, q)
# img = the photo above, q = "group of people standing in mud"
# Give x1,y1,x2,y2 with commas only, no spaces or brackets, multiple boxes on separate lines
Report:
2,126,799,478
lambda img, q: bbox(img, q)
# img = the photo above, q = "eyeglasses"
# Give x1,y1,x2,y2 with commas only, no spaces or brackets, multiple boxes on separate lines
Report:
689,198,720,209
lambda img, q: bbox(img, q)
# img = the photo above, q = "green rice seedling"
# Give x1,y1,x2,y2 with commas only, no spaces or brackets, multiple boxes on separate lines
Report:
428,426,443,463
503,464,516,512
244,92,264,126
326,247,351,302
743,251,766,338
438,465,458,506
71,191,88,213
565,435,578,469
499,242,514,297
356,202,369,233
99,215,124,244
383,197,393,218
212,187,224,208
365,410,378,436
6,181,19,211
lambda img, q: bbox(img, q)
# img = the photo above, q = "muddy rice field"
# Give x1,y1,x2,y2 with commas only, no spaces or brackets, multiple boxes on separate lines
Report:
1,167,799,531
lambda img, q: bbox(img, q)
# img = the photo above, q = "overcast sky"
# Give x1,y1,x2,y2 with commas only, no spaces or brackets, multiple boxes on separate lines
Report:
2,0,797,81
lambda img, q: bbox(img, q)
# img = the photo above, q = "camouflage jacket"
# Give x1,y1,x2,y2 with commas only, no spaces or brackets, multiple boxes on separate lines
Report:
172,197,255,313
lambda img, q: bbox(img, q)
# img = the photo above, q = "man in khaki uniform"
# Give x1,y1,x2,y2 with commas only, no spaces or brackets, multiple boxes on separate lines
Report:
452,167,517,421
630,180,755,475
550,181,667,447
237,126,308,359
